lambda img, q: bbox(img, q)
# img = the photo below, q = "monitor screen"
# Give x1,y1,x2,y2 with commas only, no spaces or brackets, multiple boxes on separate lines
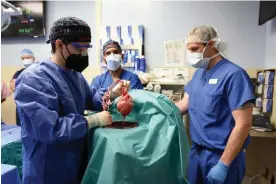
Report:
259,1,276,26
1,1,45,38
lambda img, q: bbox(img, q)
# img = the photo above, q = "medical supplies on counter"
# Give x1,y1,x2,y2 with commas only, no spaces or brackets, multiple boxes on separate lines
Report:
255,70,275,113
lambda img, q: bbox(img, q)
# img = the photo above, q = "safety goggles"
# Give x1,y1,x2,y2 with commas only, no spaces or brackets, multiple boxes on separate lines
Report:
70,42,93,56
71,42,93,49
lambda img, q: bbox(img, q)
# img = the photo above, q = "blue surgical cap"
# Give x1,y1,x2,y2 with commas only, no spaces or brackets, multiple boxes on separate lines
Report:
21,49,34,56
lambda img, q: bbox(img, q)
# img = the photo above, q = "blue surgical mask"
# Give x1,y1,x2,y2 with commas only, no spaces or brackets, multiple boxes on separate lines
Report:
106,54,122,71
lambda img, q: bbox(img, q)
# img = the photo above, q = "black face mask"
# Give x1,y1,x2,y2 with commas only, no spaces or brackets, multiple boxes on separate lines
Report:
61,46,89,73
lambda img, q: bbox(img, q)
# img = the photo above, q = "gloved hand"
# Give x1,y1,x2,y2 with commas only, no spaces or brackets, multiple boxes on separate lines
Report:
85,111,112,129
207,161,229,184
110,80,130,100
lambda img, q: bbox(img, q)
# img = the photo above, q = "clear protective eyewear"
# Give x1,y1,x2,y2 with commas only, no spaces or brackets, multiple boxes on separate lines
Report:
71,42,93,56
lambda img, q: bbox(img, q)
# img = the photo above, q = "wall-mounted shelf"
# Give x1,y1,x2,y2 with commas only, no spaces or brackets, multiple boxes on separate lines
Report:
121,45,142,51
101,63,135,68
256,68,275,129
148,81,186,86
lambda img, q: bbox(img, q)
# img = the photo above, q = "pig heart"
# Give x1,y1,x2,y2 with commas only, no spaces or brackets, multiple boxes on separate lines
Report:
117,94,134,117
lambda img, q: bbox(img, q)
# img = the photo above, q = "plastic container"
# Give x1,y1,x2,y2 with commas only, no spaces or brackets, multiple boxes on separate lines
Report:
139,55,146,72
134,56,140,73
123,50,128,65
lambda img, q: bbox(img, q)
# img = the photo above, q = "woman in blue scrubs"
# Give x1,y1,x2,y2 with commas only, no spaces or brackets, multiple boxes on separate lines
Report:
90,40,143,109
176,25,255,184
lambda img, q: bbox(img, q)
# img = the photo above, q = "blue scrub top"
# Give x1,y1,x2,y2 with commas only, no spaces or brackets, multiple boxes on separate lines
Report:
90,69,143,109
185,59,255,151
14,60,103,184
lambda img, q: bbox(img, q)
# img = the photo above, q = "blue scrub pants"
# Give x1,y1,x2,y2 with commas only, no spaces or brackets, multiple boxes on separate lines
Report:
188,143,246,184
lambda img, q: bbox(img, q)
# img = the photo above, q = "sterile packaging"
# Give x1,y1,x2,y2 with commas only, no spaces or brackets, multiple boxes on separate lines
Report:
146,83,153,91
255,97,262,108
123,50,132,67
161,90,173,99
262,99,273,113
265,71,275,85
121,25,133,45
263,85,274,99
153,84,161,93
257,72,265,84
257,84,263,95
171,93,182,103
132,25,144,45
110,25,121,44
101,25,111,45
131,50,136,63
138,25,144,44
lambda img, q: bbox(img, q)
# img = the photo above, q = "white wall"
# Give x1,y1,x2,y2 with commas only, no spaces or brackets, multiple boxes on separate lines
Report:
102,1,266,68
1,1,96,67
2,1,269,69
264,17,276,68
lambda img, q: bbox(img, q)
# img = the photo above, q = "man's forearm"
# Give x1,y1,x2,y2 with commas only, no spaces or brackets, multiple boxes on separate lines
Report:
220,123,251,166
176,93,189,115
176,101,188,115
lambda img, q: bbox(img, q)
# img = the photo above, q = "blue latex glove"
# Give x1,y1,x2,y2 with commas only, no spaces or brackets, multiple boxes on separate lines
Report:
207,161,229,184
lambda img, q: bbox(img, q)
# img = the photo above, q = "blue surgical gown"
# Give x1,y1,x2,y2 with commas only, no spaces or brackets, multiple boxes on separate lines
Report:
90,69,143,109
14,60,103,184
185,59,255,184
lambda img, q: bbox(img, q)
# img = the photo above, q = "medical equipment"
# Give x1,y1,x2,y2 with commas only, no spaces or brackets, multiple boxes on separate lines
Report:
161,89,173,99
255,97,263,108
263,85,273,99
262,99,272,113
153,84,161,93
172,93,182,103
265,71,275,85
146,82,153,91
1,0,22,32
252,115,275,132
257,84,263,94
257,72,265,84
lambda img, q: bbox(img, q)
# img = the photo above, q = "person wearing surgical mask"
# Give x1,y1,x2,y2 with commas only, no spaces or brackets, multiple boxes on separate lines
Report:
90,40,143,109
176,25,255,184
10,48,35,93
14,17,113,184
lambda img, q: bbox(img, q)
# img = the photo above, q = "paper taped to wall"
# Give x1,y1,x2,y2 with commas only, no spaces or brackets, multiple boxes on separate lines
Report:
164,40,186,67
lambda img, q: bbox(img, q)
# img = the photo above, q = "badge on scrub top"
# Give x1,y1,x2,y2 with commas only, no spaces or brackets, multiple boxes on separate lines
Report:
209,79,218,84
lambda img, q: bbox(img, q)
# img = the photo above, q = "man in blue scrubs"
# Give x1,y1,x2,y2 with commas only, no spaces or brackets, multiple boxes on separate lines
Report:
14,17,115,184
176,25,255,184
90,40,143,108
